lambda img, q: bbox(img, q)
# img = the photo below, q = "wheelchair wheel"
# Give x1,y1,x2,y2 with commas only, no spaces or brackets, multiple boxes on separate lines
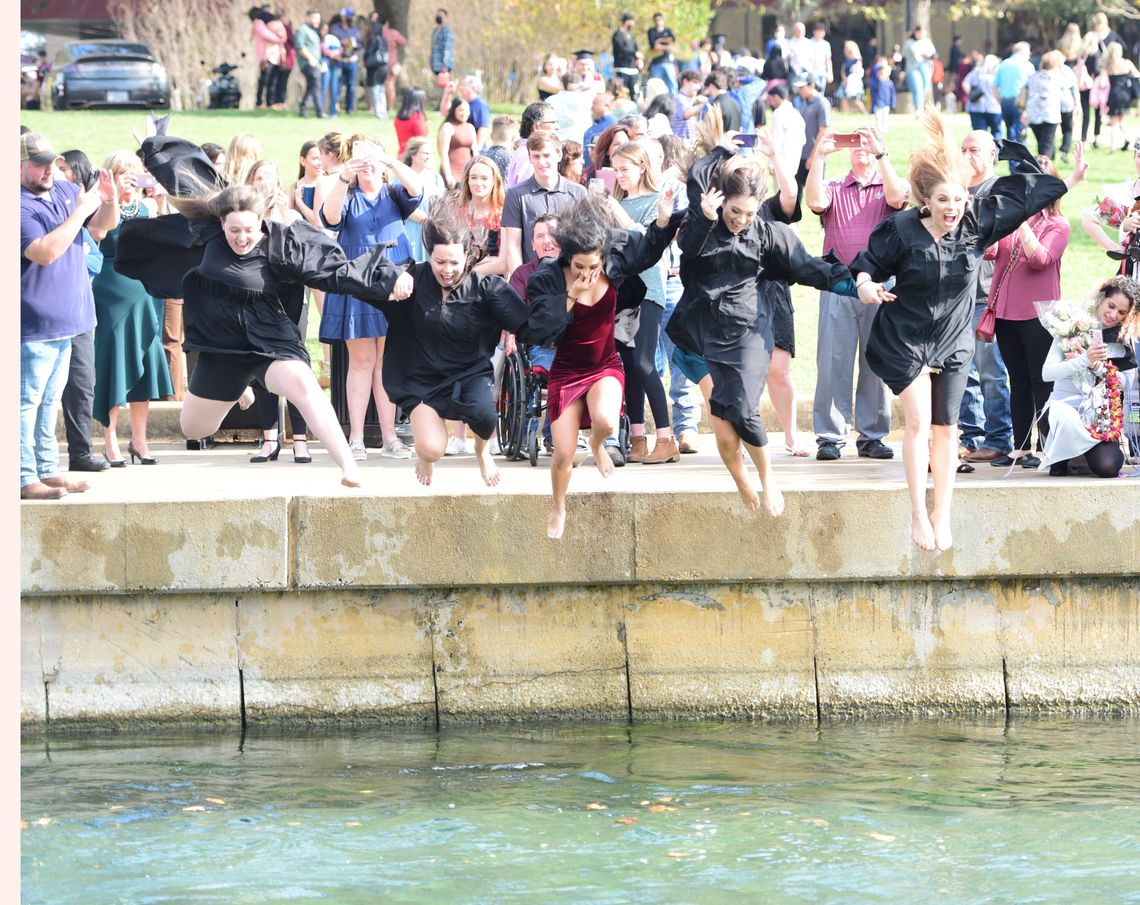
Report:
497,349,527,460
618,413,631,460
527,419,540,467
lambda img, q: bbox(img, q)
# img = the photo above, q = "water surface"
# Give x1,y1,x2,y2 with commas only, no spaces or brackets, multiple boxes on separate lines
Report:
21,718,1140,904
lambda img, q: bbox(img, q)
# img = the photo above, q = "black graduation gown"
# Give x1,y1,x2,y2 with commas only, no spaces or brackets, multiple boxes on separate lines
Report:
850,142,1067,397
667,147,849,446
117,218,402,361
366,263,530,438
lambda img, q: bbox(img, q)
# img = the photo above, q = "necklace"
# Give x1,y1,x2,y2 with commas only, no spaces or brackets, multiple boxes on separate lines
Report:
119,199,142,218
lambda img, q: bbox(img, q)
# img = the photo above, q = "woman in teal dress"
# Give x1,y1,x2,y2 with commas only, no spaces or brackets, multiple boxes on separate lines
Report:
90,151,174,465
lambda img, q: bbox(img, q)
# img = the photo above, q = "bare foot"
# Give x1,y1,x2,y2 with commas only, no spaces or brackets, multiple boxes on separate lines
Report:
762,483,784,517
932,512,953,551
590,438,614,478
477,446,500,487
547,506,566,540
238,386,255,410
911,512,936,551
341,473,361,488
732,474,761,511
415,458,433,486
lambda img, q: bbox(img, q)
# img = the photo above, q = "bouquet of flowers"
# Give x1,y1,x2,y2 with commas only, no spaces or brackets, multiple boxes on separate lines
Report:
1090,194,1129,228
1033,299,1100,354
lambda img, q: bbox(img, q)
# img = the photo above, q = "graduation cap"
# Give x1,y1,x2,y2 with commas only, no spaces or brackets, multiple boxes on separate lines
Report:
573,49,595,60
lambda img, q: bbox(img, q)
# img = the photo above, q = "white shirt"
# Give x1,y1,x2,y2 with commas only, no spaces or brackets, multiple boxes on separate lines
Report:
787,36,814,74
547,83,600,145
809,37,833,80
770,101,807,175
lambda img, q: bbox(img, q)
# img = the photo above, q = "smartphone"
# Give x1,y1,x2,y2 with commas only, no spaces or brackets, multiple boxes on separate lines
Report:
135,172,157,189
596,169,617,194
351,139,382,161
735,133,759,149
1091,328,1104,346
832,132,862,149
588,177,607,196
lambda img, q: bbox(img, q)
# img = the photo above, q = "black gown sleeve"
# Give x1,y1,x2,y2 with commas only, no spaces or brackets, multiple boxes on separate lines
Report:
479,273,530,333
603,210,684,287
115,213,210,299
973,142,1068,248
849,215,906,282
760,222,852,291
137,134,226,197
516,259,573,346
686,146,733,215
268,221,404,301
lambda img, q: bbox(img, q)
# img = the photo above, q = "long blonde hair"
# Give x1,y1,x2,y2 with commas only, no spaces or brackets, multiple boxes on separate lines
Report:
222,132,261,186
908,107,971,207
1057,23,1082,60
610,140,660,200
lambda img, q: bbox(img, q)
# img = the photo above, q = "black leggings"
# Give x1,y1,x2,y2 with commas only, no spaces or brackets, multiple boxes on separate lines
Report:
1080,89,1102,142
1085,441,1125,477
1030,122,1057,159
995,317,1053,452
1059,110,1074,155
619,301,669,429
253,379,308,438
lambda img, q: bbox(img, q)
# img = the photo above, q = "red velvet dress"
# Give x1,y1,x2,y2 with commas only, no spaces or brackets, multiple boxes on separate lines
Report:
546,285,625,428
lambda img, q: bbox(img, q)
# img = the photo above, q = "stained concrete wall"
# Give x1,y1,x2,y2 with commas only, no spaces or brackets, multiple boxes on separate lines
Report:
21,578,1140,730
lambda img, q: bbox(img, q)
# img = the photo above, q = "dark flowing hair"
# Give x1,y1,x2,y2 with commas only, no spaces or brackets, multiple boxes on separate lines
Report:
297,139,320,179
170,184,272,222
554,194,614,260
60,149,95,190
397,86,426,120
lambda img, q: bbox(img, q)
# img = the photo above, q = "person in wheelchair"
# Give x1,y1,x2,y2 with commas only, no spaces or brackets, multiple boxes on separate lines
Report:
524,190,680,540
507,212,562,455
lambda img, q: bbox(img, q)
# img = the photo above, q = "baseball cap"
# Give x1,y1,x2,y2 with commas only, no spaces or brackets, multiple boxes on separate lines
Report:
791,77,810,89
340,6,354,16
20,132,63,165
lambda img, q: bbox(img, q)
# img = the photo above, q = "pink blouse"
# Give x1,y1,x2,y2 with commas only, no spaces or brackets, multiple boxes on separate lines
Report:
984,212,1070,321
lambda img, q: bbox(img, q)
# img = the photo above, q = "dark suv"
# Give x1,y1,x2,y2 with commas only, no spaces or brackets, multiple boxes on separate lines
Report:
40,40,169,110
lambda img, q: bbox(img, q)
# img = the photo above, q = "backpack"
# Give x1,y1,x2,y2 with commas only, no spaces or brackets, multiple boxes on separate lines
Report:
365,34,388,68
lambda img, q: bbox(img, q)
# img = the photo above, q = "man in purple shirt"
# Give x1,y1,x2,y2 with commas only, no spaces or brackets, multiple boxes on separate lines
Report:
805,127,909,461
20,132,115,499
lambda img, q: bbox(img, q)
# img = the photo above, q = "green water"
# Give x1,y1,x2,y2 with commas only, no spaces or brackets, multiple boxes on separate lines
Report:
20,719,1140,904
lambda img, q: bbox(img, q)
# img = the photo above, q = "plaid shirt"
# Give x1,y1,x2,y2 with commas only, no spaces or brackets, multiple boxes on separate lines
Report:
430,24,454,73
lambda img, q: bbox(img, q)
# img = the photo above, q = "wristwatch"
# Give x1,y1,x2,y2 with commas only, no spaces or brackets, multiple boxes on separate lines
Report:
875,151,888,160
338,174,353,184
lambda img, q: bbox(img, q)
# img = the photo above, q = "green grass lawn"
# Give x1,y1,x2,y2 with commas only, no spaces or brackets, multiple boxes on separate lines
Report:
21,107,1138,392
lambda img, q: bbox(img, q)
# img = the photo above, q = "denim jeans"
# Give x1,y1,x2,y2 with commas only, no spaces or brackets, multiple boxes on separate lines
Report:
958,304,1013,453
657,277,701,435
1000,98,1024,143
329,60,359,115
21,338,72,487
906,62,931,110
320,66,333,113
527,345,555,441
968,111,1002,138
649,60,678,95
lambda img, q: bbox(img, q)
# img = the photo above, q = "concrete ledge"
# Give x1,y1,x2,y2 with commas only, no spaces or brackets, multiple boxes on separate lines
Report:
22,499,291,594
21,577,1139,729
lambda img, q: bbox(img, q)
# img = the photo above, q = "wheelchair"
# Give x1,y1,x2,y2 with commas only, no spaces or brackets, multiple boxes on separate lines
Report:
497,347,630,467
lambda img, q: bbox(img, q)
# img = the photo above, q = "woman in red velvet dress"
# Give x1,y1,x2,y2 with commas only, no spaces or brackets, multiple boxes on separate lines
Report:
524,191,678,539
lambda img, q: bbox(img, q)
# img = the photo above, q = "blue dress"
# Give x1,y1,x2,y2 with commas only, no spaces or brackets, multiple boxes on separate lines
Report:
319,183,421,341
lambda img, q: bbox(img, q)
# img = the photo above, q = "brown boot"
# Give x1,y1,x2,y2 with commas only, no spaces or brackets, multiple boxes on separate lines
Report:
21,482,67,500
42,476,89,493
627,435,648,463
643,435,680,464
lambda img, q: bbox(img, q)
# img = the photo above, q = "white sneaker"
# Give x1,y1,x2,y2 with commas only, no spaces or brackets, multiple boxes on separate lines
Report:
445,436,471,456
380,438,413,459
348,440,367,461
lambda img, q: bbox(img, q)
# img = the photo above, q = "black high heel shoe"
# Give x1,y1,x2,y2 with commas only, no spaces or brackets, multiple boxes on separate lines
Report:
127,442,157,465
250,439,282,463
103,443,127,468
292,438,312,464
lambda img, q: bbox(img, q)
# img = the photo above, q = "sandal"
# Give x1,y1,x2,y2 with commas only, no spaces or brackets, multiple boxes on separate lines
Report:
348,440,367,461
785,443,811,457
380,438,413,459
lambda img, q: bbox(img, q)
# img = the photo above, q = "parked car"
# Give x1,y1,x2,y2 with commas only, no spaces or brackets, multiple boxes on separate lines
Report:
20,53,40,109
40,40,169,110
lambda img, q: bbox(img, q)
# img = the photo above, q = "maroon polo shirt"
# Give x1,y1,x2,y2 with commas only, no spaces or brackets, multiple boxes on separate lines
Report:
819,170,903,267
